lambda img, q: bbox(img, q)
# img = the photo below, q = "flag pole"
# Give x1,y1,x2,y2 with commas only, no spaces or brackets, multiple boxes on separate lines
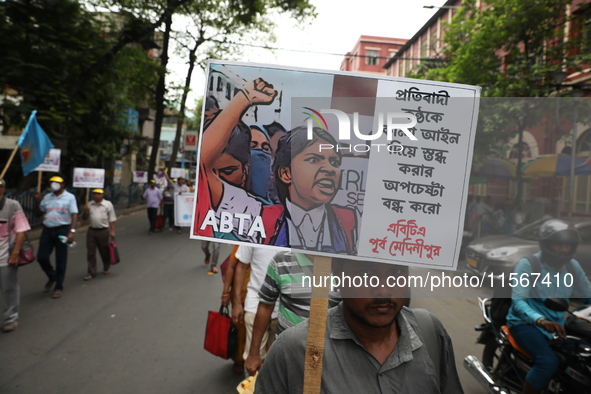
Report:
37,171,43,192
0,145,19,179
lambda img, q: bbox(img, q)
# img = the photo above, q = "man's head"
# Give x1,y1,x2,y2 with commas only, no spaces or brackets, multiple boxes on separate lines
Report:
178,177,185,185
539,219,580,268
332,258,408,329
274,126,342,210
92,189,104,203
49,175,65,194
149,179,156,188
0,178,5,198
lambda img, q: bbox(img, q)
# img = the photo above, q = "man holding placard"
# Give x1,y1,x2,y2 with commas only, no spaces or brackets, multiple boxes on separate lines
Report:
256,258,464,393
82,189,117,280
34,175,78,299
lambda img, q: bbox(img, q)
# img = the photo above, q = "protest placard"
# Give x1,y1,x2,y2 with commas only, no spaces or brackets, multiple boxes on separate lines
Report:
170,167,186,179
133,171,148,183
190,60,481,271
73,168,105,188
34,148,61,172
175,193,194,227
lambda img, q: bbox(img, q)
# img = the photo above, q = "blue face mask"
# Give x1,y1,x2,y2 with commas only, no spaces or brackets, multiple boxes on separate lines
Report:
249,149,272,198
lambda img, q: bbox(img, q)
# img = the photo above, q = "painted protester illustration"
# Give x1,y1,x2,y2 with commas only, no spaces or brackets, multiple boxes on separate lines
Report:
195,72,359,255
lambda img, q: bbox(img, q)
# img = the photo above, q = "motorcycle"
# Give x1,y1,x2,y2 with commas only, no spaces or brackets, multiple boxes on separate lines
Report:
464,297,591,394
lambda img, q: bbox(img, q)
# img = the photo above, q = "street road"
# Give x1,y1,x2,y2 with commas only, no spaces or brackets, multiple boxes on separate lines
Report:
1,210,488,393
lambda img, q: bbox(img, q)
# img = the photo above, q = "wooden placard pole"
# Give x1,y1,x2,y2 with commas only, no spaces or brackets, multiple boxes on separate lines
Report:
0,145,19,179
85,188,90,203
303,255,332,394
37,171,43,192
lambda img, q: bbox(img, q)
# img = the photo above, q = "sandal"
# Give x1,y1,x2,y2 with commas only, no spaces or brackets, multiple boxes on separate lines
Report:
52,290,63,299
83,275,94,281
103,270,111,275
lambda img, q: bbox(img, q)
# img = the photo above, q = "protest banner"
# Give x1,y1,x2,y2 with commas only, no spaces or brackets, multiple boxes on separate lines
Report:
113,160,122,184
170,167,186,179
73,168,105,188
191,60,481,393
184,131,198,151
133,171,148,183
34,148,61,172
191,60,481,271
175,193,194,227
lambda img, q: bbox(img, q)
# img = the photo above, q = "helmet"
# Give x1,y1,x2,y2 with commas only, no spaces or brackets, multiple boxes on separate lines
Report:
538,219,580,266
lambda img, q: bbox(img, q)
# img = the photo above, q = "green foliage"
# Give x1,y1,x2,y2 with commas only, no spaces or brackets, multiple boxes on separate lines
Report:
0,0,160,167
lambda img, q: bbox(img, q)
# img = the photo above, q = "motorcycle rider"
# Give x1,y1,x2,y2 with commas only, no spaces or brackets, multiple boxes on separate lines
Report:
507,219,591,394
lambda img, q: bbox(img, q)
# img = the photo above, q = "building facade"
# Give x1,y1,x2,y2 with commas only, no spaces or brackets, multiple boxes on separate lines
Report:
340,35,407,75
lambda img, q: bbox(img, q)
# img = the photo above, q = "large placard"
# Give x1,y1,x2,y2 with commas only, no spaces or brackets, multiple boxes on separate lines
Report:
34,148,61,172
170,167,186,179
190,60,480,270
73,168,105,188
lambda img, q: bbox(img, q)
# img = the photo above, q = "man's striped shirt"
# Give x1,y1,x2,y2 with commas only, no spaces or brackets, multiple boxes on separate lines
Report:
258,252,340,336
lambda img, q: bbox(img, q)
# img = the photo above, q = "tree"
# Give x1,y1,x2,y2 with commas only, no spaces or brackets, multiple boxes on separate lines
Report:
92,0,315,179
412,0,591,203
0,0,160,173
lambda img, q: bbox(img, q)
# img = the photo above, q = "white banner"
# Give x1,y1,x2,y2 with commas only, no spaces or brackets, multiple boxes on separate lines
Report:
190,60,481,270
133,171,148,183
73,168,105,188
170,167,186,179
175,193,194,227
34,148,61,172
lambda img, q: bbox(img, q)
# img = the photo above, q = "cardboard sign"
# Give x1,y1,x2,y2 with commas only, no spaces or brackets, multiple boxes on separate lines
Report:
73,168,105,188
34,148,61,172
190,60,481,270
175,193,194,227
184,131,198,151
170,167,186,179
113,160,122,185
133,171,148,183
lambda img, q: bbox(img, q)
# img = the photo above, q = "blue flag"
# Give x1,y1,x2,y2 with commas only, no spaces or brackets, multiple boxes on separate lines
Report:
17,111,54,176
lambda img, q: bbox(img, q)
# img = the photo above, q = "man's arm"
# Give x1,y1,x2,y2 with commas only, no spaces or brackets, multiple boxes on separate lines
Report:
245,302,274,376
67,213,77,244
436,318,465,394
109,221,116,238
33,193,44,217
221,250,239,306
82,203,89,220
232,261,247,324
7,232,25,267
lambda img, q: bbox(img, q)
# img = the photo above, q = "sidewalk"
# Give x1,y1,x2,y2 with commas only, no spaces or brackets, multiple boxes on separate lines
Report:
26,203,147,241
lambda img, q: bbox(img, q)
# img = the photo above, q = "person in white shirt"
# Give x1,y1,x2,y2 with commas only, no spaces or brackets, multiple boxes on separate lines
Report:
231,245,280,376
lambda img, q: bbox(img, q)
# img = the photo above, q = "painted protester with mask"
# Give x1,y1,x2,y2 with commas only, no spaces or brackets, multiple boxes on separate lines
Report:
198,78,276,243
248,124,274,203
34,175,79,299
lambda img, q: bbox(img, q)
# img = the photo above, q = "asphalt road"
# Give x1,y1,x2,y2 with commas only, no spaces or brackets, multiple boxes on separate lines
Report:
1,210,490,394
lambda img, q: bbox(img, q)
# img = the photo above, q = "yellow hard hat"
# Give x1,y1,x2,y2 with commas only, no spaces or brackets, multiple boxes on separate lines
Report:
92,189,104,194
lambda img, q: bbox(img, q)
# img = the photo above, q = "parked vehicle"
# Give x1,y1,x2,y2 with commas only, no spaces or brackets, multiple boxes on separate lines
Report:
465,298,591,394
465,216,591,278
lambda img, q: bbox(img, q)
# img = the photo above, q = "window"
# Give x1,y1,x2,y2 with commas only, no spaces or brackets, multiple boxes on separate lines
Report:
581,10,591,54
208,76,214,92
420,37,428,59
430,29,438,52
216,76,223,92
398,61,404,77
226,82,232,100
366,50,378,66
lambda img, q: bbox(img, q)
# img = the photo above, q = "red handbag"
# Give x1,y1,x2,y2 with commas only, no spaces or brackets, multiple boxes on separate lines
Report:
204,305,237,360
109,239,120,265
155,214,164,229
18,235,36,266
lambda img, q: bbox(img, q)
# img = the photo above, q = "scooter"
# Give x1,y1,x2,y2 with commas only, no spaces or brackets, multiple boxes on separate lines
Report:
464,297,591,394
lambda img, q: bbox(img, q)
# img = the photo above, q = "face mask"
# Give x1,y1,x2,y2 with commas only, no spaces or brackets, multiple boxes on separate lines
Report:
249,149,272,198
50,182,61,192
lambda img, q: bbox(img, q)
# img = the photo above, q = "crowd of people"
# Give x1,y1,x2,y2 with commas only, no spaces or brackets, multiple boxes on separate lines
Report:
0,175,118,332
465,195,527,237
